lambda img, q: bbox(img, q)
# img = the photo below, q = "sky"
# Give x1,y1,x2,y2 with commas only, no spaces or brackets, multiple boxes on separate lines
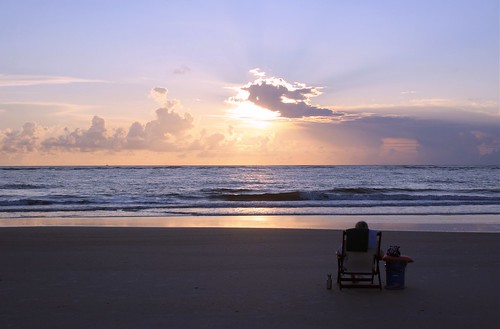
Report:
0,0,498,165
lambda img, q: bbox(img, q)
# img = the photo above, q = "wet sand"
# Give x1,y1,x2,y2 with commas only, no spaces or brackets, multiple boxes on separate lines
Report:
0,226,499,328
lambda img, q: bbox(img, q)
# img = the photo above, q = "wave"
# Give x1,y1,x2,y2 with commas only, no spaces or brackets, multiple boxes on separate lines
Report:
2,188,498,208
211,189,500,203
220,191,303,202
1,166,499,218
0,198,91,207
0,183,46,190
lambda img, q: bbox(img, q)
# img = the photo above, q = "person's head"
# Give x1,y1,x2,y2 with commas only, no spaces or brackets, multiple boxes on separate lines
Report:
355,221,369,229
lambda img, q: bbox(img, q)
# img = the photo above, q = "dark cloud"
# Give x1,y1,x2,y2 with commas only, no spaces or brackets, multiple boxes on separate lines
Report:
301,115,500,165
243,82,335,118
232,70,342,118
152,87,167,95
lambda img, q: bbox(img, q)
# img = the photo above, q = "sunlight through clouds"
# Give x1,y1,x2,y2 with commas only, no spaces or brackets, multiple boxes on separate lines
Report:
226,101,280,129
0,0,498,165
0,75,498,165
227,69,341,119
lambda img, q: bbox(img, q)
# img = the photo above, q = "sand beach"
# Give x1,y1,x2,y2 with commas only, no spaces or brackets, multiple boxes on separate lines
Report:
0,221,499,329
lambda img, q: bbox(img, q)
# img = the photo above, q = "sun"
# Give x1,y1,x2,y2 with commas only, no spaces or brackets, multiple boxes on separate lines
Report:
228,101,280,129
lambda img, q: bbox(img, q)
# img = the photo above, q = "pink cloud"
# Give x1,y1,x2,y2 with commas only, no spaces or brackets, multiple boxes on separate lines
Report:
0,122,40,153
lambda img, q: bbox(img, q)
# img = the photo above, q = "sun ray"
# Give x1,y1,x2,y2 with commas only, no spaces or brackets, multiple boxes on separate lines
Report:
227,101,280,129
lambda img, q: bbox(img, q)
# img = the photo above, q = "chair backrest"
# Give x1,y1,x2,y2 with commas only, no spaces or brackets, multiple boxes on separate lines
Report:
345,228,369,252
341,229,381,273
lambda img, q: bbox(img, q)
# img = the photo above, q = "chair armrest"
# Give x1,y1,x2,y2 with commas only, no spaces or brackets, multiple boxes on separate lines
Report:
382,255,414,263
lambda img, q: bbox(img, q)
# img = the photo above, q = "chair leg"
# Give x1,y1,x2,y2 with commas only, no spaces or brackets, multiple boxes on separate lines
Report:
337,258,342,286
376,262,382,289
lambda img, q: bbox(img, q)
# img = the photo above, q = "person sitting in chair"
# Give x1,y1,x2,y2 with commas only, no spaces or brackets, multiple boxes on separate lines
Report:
336,221,383,258
336,220,384,288
354,220,379,250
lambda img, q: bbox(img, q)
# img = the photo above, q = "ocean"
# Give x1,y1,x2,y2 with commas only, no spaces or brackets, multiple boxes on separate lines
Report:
1,166,499,220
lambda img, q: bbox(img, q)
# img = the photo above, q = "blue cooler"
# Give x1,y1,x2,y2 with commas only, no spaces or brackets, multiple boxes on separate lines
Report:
385,261,407,289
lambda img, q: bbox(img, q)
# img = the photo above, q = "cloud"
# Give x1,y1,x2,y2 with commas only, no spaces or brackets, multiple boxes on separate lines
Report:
39,107,195,153
229,69,341,118
0,85,244,160
40,116,120,152
173,65,191,75
0,122,41,153
0,74,104,87
124,107,195,150
299,114,500,165
149,87,169,105
1,78,498,165
0,89,196,153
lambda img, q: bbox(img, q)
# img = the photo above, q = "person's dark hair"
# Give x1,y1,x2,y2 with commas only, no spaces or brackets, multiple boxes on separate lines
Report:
355,221,369,229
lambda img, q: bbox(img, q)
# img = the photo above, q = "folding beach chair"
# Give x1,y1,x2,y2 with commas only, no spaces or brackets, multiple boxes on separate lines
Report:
337,228,382,289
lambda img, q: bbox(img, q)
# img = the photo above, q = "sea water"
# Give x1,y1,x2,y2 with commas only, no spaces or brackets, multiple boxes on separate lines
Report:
1,166,499,221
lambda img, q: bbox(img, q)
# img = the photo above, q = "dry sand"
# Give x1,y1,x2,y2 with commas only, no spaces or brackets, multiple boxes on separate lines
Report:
0,227,499,329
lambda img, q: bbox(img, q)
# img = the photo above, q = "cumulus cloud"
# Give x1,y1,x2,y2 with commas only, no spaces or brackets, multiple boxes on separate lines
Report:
149,87,170,106
39,110,194,153
0,122,41,152
229,69,341,118
40,116,123,152
124,107,194,150
0,88,196,153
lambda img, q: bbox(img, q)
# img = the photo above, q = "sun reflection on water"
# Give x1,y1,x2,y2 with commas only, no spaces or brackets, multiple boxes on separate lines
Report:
0,215,498,232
